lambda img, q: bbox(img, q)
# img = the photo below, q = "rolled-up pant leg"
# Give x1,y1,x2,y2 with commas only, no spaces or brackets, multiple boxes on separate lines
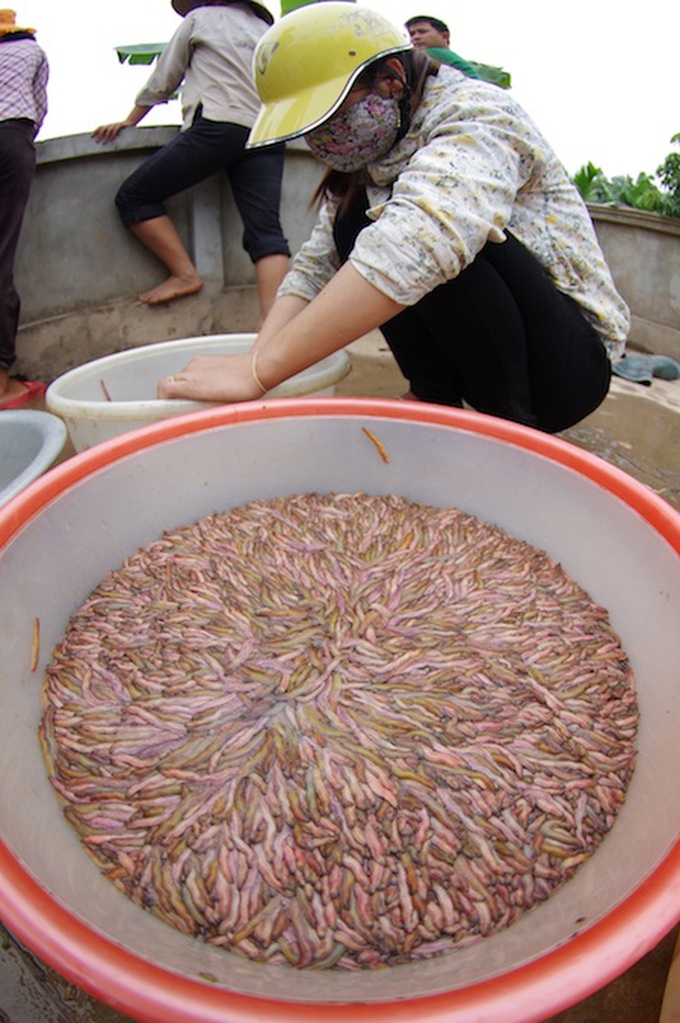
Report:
226,142,290,263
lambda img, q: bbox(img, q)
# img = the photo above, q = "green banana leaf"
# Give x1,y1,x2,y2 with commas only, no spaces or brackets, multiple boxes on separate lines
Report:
116,43,167,65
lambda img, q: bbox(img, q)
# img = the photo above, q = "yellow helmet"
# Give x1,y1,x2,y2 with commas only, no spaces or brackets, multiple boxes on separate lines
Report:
248,2,411,147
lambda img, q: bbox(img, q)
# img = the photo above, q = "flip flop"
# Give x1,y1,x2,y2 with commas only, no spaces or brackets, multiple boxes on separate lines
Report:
612,355,655,384
651,355,680,381
0,380,47,410
612,354,680,386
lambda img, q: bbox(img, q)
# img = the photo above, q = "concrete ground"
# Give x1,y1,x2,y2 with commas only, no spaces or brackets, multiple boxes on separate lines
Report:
338,332,680,514
2,331,679,1022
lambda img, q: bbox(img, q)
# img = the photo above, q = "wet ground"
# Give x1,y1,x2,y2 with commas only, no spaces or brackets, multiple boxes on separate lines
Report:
2,331,679,1022
339,332,680,513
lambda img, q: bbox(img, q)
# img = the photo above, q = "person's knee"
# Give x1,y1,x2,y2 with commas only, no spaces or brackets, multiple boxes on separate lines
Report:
114,181,161,229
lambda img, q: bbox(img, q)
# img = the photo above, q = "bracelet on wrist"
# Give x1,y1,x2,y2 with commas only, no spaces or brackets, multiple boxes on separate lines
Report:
251,349,267,395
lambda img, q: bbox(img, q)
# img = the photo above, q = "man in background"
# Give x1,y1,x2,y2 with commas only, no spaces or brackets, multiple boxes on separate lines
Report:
404,15,480,77
405,14,511,87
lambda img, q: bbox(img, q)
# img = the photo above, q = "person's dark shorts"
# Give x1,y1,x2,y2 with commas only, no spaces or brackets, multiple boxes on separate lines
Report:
115,116,290,263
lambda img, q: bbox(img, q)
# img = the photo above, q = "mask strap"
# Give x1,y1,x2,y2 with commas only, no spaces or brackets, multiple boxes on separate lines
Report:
381,55,413,142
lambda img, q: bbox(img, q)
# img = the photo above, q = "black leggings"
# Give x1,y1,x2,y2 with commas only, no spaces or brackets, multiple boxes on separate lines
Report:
334,190,611,433
0,120,36,369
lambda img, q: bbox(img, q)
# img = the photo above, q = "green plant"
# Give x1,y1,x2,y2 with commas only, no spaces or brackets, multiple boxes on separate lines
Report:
608,172,666,211
572,134,680,218
572,162,615,204
656,133,680,217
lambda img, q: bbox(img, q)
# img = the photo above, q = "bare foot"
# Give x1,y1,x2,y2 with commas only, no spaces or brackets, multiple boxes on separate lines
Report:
138,274,203,306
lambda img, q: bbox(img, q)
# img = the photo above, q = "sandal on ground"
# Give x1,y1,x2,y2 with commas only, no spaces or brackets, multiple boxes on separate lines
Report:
0,380,47,410
612,354,680,386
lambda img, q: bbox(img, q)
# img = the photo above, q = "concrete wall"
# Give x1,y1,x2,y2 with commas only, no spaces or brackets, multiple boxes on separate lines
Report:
589,205,680,360
15,127,323,381
13,129,680,382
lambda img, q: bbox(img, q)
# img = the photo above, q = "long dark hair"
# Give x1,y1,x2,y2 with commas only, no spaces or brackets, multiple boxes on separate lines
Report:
311,49,439,215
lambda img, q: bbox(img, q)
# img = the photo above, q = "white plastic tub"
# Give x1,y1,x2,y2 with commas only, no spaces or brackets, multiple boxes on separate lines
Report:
0,398,679,1023
0,410,67,508
45,333,352,451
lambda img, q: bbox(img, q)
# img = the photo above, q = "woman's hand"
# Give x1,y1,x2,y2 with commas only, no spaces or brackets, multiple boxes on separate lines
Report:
92,105,151,144
92,121,133,144
157,353,265,404
156,265,404,403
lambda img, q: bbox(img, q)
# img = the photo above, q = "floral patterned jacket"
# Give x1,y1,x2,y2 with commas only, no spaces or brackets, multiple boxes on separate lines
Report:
279,66,630,357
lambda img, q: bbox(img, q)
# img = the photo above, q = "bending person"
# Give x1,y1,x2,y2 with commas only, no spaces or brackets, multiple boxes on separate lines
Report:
93,0,290,317
158,3,629,434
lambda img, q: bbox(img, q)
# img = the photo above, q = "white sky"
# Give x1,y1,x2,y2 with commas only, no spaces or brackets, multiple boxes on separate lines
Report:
20,0,679,179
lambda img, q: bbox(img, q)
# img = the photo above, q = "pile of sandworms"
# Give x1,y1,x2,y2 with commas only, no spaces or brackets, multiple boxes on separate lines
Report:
41,492,638,969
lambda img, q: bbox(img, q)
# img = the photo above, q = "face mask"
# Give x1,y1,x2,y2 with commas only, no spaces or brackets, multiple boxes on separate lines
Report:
304,92,401,173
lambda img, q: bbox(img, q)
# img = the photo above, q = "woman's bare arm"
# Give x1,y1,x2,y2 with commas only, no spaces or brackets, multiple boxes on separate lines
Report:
157,263,405,402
